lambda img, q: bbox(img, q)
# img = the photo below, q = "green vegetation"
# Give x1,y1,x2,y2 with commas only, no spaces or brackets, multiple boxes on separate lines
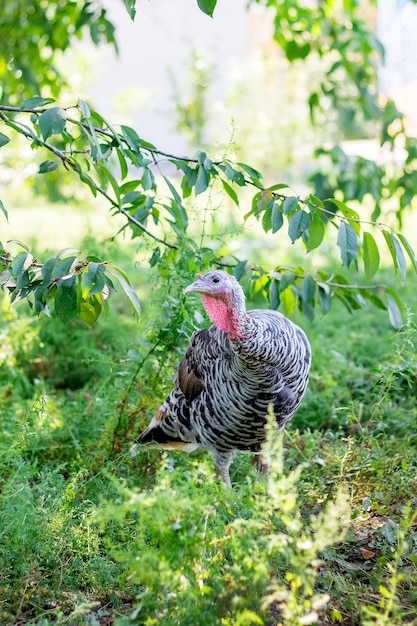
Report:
1,239,416,625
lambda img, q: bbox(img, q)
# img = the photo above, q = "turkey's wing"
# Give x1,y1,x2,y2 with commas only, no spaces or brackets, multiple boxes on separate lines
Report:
177,355,204,401
177,327,229,401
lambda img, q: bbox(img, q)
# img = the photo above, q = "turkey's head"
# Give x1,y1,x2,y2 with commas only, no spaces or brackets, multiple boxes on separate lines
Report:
184,270,247,340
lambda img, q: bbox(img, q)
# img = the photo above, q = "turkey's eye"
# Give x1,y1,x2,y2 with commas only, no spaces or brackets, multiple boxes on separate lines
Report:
212,277,220,283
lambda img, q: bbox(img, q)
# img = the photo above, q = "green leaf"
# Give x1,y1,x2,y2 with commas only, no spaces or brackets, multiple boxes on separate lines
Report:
97,164,120,203
0,132,10,148
305,215,325,251
165,199,188,232
221,179,239,206
271,202,283,233
54,279,79,323
21,96,55,111
81,263,106,298
360,289,386,311
233,260,247,281
283,196,299,215
329,199,361,234
285,39,311,61
393,234,407,285
7,239,30,252
51,256,78,281
267,183,289,192
106,266,141,317
121,125,142,152
163,175,182,206
142,167,155,191
385,288,404,329
80,293,103,326
78,98,91,118
203,155,213,170
363,231,380,280
38,107,66,140
257,191,275,213
83,120,105,161
220,162,246,185
337,222,359,267
122,0,136,19
280,286,295,317
116,148,128,180
39,160,59,174
305,194,325,210
197,0,217,16
279,271,295,291
382,230,407,285
269,279,280,310
11,251,32,277
78,169,98,197
302,274,316,300
318,284,332,314
120,180,141,194
262,207,272,232
57,247,80,259
122,191,142,206
0,199,8,222
41,257,58,283
236,162,262,184
397,233,417,274
288,210,310,242
301,274,316,321
195,165,209,195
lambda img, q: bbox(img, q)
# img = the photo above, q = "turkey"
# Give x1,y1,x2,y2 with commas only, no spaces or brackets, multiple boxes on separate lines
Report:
134,270,311,486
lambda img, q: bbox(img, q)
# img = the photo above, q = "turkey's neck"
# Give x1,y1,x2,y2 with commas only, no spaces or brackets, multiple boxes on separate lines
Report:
201,292,248,340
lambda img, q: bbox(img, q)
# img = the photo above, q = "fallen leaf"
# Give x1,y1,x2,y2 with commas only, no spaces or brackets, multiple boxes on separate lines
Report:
360,547,376,560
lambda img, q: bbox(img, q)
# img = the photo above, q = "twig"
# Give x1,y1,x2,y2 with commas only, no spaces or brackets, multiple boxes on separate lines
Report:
324,280,385,290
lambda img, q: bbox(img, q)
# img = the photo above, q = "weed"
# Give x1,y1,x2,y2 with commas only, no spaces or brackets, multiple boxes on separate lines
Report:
1,252,417,624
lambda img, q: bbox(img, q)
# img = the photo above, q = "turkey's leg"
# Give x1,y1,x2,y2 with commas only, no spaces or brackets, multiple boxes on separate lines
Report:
212,451,234,487
256,450,270,480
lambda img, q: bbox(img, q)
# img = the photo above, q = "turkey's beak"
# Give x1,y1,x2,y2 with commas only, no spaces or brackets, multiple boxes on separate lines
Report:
183,274,205,295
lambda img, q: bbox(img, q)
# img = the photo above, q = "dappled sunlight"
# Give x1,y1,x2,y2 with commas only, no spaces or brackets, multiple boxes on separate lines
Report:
29,391,65,433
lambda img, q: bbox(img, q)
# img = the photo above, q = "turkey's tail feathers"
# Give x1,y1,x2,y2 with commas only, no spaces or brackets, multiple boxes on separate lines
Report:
134,409,198,454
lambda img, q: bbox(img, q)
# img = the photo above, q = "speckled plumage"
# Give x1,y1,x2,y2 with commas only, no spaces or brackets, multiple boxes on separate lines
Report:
135,270,311,486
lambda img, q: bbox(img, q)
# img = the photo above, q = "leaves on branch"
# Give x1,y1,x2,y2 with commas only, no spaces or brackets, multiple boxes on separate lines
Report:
0,245,141,325
0,96,415,327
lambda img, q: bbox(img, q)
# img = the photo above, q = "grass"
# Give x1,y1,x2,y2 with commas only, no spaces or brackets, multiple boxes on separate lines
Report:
1,238,417,625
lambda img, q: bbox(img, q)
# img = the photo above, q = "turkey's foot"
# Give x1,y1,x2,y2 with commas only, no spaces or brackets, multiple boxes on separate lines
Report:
211,450,234,488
